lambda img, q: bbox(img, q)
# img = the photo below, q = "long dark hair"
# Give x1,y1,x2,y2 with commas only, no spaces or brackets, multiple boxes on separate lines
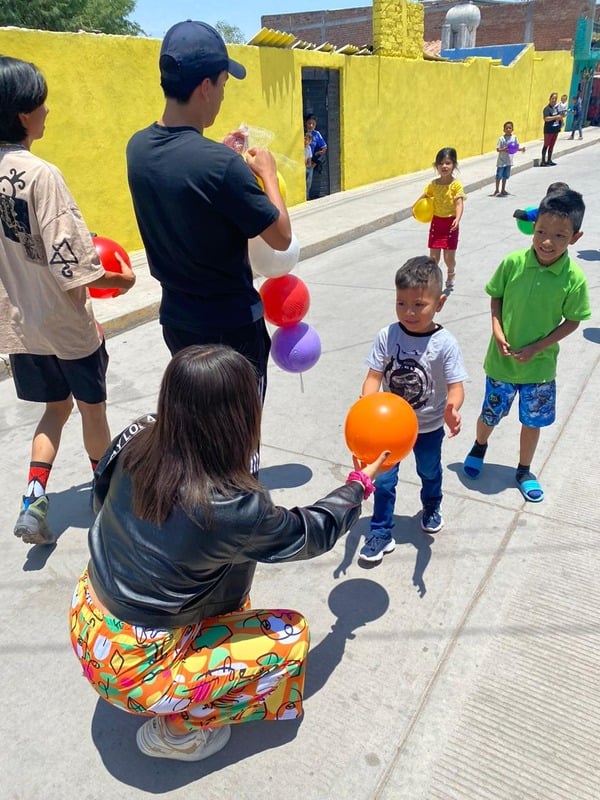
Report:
121,345,263,524
0,56,48,142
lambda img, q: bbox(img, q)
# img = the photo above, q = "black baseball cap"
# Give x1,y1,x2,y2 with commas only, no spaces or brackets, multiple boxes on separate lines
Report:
159,20,246,95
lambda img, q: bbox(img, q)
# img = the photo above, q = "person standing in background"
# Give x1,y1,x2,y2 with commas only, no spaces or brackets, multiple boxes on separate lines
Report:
493,120,525,197
304,113,327,200
541,92,562,167
569,93,583,140
557,94,569,119
304,131,314,200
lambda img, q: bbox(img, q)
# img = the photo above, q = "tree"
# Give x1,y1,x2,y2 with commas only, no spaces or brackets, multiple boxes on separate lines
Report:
0,0,145,36
215,20,246,44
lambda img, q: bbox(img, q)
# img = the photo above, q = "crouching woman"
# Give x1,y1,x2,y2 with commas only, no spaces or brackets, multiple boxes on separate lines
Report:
70,344,386,761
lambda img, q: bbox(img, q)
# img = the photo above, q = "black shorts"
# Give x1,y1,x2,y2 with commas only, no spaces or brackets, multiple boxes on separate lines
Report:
162,318,271,403
10,341,109,404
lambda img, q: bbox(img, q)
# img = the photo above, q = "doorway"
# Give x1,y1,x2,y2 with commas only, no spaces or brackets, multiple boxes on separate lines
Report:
302,68,341,200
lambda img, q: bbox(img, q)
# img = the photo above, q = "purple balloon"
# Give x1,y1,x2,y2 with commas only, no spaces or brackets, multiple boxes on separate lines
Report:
271,323,322,373
507,140,519,155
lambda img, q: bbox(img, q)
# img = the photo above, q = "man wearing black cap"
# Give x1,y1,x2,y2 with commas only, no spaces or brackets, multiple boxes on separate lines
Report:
126,20,291,401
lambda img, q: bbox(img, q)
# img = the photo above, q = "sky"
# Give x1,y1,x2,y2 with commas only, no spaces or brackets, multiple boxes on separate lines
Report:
129,0,600,41
129,1,365,40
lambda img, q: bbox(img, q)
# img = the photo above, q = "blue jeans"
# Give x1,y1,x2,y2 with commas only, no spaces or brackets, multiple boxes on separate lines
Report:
370,426,445,537
306,166,314,199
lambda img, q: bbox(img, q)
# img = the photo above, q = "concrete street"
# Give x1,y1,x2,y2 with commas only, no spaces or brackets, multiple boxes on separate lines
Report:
1,130,599,799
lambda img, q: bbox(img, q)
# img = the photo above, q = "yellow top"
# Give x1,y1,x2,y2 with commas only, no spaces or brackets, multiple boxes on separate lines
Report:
424,179,466,218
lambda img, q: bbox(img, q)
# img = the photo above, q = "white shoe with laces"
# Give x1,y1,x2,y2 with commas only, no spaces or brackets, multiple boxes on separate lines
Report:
136,716,231,761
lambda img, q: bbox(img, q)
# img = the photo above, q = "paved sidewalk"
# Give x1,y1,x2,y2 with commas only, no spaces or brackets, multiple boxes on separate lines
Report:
2,131,600,800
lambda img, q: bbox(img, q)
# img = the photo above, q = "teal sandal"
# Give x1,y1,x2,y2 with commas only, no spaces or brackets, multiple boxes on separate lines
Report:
463,454,484,479
516,473,544,503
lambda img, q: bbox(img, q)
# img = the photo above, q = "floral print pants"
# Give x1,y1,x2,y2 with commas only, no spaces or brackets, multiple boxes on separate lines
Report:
70,571,309,733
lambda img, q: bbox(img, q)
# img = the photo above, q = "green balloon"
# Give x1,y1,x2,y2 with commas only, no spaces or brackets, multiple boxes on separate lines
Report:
516,206,537,235
516,218,535,235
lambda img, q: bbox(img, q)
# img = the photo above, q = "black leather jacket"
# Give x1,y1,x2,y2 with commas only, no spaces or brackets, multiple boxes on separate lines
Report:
88,417,364,628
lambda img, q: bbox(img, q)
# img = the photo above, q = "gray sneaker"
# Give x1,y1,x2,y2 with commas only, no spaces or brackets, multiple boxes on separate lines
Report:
13,495,54,545
136,716,231,761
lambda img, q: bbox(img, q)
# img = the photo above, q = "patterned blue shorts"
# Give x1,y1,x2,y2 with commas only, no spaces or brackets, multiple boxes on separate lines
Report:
481,377,556,428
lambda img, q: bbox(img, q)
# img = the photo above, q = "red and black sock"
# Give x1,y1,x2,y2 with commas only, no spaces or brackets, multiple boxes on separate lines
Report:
25,461,52,500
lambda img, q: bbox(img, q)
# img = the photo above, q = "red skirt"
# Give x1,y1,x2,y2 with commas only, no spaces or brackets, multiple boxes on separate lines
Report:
428,215,459,250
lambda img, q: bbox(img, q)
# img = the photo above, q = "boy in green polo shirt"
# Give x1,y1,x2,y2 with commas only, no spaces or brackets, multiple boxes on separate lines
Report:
462,188,590,502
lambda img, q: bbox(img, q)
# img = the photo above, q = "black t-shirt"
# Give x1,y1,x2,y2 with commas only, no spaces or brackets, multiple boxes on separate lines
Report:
126,124,279,332
543,104,561,134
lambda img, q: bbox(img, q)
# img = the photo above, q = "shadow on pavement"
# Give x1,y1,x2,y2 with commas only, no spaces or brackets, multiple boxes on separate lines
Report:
259,462,313,490
448,461,517,496
333,515,435,597
91,699,302,791
90,578,388,791
583,327,600,344
304,578,390,699
576,249,600,261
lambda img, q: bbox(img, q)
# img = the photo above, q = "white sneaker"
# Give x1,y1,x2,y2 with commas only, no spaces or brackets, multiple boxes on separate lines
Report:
136,716,231,761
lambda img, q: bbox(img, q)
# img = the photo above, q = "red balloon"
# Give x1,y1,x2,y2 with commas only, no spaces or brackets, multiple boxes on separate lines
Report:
344,392,418,470
259,275,310,327
89,236,130,299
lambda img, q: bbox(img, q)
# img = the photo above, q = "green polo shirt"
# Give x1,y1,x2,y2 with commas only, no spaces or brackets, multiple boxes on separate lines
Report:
483,247,591,383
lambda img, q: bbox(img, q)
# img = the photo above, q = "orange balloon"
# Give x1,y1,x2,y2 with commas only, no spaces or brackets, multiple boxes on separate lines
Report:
344,392,418,469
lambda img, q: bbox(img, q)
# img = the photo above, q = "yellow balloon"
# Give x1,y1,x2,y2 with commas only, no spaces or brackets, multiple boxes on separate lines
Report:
255,171,287,203
412,197,434,224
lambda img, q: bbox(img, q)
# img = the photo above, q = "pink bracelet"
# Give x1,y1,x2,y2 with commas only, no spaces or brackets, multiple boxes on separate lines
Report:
346,470,375,500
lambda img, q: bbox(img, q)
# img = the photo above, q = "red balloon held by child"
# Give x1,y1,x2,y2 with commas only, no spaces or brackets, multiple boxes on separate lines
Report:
89,236,130,299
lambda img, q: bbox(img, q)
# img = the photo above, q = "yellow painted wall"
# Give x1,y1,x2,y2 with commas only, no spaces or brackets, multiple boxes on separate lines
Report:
373,0,424,58
0,28,162,250
0,28,572,251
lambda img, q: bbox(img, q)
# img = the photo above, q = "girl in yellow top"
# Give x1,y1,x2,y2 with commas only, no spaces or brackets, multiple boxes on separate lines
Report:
417,147,466,291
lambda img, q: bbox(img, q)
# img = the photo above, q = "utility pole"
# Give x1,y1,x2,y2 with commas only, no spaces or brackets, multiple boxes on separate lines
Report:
523,0,535,44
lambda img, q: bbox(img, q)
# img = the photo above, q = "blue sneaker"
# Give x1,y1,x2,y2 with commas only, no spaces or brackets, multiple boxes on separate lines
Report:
421,507,444,533
359,534,395,563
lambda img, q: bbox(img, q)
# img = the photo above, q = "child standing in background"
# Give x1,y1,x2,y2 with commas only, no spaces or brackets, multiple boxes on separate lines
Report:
493,121,525,197
304,131,314,200
568,94,583,140
416,148,466,292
